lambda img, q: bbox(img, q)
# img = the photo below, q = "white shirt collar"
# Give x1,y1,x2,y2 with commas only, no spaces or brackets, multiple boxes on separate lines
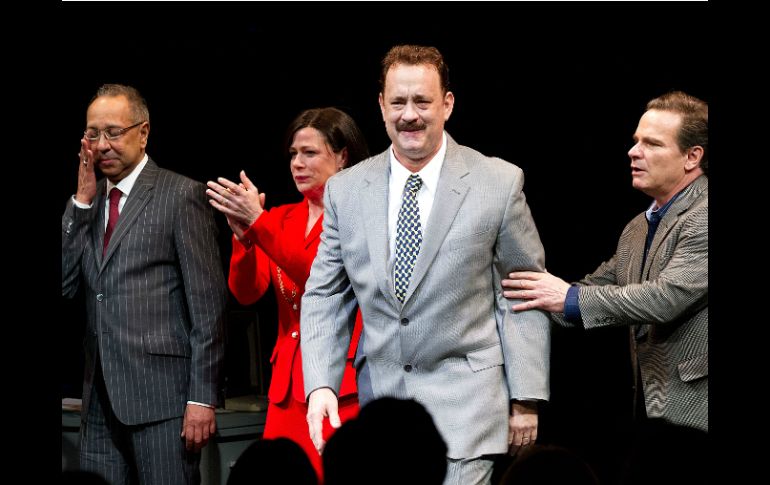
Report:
106,154,149,196
388,132,447,194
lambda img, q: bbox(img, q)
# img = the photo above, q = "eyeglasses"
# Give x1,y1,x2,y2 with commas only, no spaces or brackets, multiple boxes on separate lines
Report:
84,121,145,142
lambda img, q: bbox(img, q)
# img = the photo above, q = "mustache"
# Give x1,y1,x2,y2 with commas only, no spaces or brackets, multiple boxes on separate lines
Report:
396,121,426,131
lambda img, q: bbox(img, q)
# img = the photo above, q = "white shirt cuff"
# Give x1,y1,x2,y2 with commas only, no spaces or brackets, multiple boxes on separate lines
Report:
71,195,93,209
187,401,215,409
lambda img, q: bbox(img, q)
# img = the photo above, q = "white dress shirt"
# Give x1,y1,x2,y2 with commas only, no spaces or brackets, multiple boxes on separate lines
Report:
387,132,448,287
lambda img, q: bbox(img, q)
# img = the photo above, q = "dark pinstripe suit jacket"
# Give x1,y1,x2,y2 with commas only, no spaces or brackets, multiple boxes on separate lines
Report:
555,175,708,431
62,158,227,425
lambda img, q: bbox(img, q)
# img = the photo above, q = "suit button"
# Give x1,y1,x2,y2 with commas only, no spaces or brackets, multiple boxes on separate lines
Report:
291,331,299,339
400,318,409,326
96,294,104,302
404,364,412,372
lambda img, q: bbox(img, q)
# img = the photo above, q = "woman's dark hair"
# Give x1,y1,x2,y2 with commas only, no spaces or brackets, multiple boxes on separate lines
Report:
285,107,369,168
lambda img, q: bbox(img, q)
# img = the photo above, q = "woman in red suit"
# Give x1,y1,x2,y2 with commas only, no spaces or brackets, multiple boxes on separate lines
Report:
206,108,369,480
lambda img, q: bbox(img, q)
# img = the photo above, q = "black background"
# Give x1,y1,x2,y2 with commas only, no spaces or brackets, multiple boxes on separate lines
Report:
56,2,709,481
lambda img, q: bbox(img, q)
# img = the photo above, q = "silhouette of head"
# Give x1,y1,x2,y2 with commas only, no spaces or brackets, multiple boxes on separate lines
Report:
324,397,447,485
499,444,600,485
227,437,317,485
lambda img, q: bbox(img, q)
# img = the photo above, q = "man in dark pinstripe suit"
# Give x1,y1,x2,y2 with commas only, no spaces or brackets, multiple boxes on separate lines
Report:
502,91,708,432
62,84,227,484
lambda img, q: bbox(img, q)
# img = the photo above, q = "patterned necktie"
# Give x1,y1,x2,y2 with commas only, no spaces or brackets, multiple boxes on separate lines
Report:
394,174,423,303
103,187,122,255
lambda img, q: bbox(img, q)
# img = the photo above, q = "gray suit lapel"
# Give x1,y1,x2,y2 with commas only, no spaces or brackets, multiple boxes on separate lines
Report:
642,175,708,279
642,217,674,279
92,180,108,267
360,154,399,307
635,176,707,340
404,139,470,304
99,160,157,273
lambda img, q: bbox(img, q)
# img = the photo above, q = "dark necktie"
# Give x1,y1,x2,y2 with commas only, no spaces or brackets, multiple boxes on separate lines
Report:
636,210,663,340
103,187,122,255
641,210,662,273
394,174,423,303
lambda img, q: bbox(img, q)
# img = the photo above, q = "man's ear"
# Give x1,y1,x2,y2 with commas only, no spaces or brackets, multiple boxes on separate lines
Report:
685,145,703,171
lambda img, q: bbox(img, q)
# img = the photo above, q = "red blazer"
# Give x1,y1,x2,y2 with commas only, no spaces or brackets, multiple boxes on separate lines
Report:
229,199,361,404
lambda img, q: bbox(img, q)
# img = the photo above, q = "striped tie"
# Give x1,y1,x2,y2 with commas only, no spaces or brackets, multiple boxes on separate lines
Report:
394,174,423,302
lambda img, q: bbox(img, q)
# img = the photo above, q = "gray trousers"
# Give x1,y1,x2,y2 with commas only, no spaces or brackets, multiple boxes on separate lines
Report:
444,456,495,485
79,367,200,485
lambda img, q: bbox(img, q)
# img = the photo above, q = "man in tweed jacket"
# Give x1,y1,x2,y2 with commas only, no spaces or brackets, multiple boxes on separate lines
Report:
502,91,708,431
62,84,227,483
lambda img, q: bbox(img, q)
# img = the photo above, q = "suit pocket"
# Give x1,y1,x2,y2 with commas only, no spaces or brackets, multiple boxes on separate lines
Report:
444,228,494,252
144,334,191,358
677,353,708,382
466,344,504,372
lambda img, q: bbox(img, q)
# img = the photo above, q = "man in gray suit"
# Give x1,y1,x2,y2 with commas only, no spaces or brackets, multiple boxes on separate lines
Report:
62,84,227,484
301,45,551,484
503,91,708,432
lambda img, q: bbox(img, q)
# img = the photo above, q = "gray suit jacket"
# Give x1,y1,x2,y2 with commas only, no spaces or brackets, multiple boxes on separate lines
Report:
62,158,227,425
555,175,708,431
301,135,551,459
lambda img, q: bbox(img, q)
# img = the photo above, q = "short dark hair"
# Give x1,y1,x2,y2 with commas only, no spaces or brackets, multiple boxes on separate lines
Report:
646,91,708,176
284,107,369,168
380,45,450,95
90,84,150,124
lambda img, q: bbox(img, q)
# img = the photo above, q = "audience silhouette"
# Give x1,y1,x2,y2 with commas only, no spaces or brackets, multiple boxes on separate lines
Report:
323,397,448,485
498,444,600,484
227,437,317,485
